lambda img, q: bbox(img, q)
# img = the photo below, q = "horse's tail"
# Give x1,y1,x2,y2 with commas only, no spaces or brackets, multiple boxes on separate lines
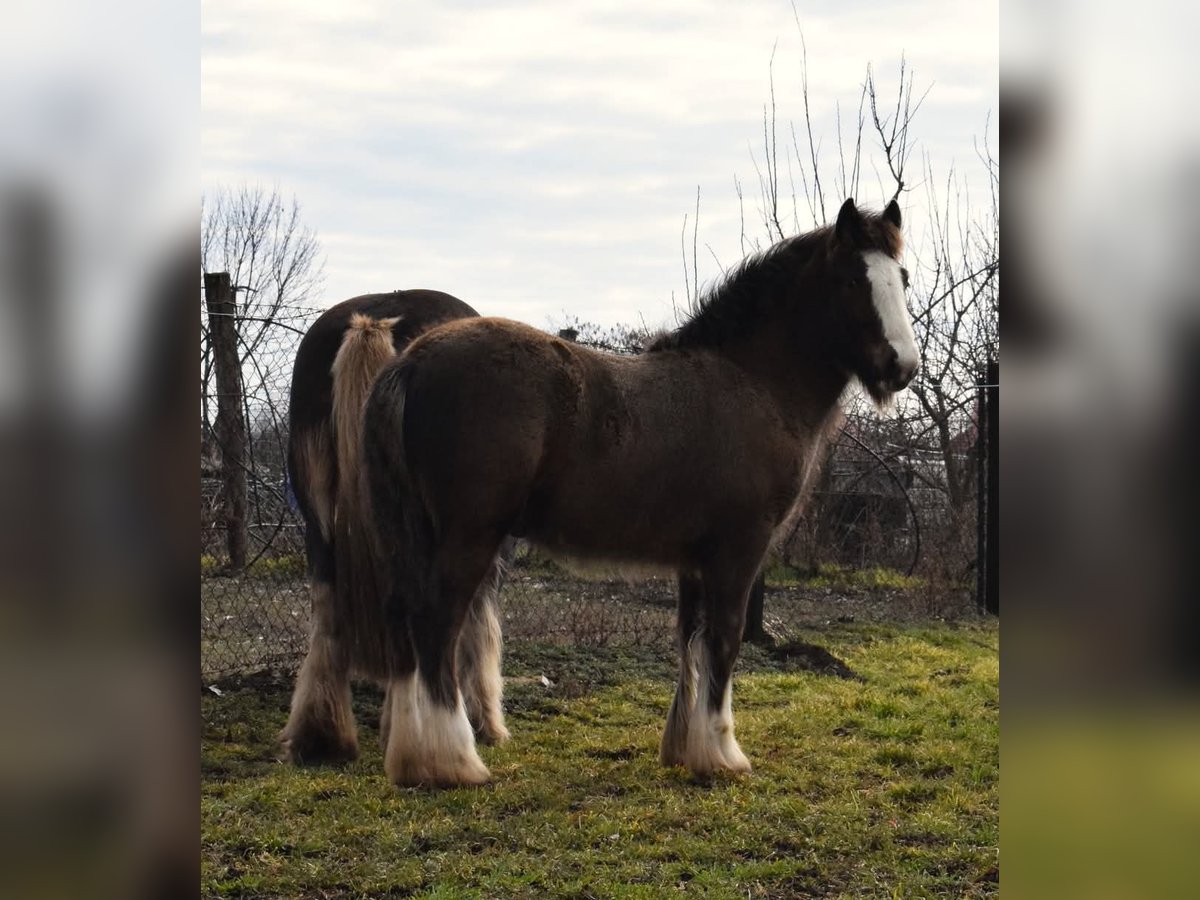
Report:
358,359,438,676
329,313,400,675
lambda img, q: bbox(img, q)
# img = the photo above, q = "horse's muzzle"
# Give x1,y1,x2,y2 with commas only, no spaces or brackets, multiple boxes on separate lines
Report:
881,347,919,392
892,361,919,391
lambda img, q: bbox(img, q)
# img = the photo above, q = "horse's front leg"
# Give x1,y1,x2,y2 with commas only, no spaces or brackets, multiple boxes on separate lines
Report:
661,573,703,767
682,558,762,776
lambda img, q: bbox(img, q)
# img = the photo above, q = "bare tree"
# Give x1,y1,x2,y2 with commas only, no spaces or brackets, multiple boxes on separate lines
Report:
904,139,999,517
201,183,324,428
200,185,325,567
551,314,658,355
691,45,998,579
201,184,325,360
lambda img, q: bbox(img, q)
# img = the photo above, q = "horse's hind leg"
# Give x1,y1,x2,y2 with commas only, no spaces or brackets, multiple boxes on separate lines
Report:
379,681,393,752
457,553,510,745
281,529,358,764
281,428,358,764
682,558,761,777
383,534,499,787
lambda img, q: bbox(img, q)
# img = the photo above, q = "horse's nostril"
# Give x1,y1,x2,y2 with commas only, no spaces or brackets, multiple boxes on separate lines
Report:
880,349,899,380
882,348,904,383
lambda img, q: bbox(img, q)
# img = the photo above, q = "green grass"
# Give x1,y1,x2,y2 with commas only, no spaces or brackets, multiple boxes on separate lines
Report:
763,562,928,592
202,553,307,579
202,622,998,898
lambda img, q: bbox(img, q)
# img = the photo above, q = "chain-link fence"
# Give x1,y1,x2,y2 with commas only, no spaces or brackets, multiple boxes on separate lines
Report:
201,281,315,676
201,289,986,680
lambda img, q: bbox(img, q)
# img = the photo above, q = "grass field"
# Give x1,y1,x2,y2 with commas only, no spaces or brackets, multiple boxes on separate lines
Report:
202,619,998,898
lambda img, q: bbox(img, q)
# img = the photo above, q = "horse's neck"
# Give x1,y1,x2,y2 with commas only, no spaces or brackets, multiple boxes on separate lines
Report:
722,332,847,433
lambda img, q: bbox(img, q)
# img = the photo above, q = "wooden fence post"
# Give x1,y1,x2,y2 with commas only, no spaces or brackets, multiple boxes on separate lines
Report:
204,272,248,571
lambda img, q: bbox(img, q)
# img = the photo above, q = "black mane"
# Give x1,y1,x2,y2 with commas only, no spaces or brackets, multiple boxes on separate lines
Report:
648,209,902,353
647,227,832,352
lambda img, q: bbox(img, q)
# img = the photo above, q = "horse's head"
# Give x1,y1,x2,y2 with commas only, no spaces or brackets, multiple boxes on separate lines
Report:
821,198,920,406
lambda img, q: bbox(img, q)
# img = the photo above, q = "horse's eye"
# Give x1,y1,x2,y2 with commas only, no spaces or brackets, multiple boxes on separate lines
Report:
900,267,910,289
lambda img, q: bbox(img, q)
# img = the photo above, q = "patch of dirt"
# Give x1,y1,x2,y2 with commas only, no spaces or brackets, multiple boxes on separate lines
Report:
500,568,981,651
584,746,638,761
768,639,862,680
203,668,292,694
762,581,978,627
203,563,983,681
976,865,999,884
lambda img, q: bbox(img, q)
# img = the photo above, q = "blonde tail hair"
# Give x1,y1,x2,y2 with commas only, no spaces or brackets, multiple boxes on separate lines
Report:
330,314,400,673
332,315,400,507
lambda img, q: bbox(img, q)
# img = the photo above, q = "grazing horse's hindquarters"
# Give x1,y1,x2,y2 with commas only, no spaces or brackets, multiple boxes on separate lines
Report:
338,198,918,786
281,290,510,766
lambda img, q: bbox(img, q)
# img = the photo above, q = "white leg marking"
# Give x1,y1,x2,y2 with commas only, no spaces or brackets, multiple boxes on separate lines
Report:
683,640,751,776
383,673,490,787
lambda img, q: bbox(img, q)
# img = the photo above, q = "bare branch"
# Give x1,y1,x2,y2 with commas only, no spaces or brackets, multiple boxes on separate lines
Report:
799,31,826,220
680,211,692,305
692,185,700,303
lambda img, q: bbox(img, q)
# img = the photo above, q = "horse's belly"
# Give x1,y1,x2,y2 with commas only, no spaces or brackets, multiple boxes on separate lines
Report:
517,471,724,568
524,522,684,571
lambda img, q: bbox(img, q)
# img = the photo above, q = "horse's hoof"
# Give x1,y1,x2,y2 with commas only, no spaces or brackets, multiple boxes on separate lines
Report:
475,721,511,746
280,727,359,766
684,730,752,777
386,756,492,788
686,756,753,778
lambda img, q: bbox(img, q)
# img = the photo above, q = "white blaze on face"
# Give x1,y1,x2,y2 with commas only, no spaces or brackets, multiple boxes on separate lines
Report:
862,250,919,375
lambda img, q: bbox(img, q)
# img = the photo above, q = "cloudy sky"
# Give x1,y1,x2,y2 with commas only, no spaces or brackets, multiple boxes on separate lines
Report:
203,0,997,331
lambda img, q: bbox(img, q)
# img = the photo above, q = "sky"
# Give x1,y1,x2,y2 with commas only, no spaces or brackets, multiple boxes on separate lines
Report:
203,0,998,332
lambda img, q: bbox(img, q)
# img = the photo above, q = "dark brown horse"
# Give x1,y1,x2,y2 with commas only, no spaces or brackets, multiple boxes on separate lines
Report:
280,289,510,764
346,199,918,785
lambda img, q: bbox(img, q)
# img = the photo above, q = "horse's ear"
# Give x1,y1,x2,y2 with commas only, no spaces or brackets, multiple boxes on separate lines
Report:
835,198,863,245
884,198,902,229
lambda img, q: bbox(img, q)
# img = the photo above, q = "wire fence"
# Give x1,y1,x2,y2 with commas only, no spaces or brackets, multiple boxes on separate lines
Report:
201,295,988,680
